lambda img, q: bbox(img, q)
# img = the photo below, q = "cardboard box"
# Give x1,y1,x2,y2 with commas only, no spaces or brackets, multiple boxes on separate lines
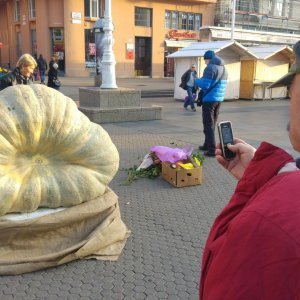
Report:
162,162,203,187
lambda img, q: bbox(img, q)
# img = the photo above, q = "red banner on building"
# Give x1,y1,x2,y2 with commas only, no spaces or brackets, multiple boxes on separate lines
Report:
168,30,197,39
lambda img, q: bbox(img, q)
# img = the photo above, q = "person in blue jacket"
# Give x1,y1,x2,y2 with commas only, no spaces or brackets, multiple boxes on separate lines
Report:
195,50,227,157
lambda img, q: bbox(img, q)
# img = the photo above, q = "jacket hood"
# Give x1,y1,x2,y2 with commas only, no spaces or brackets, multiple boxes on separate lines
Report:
209,55,224,66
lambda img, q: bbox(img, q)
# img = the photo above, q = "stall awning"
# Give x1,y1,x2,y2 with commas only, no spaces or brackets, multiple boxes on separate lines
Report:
167,40,258,59
165,40,196,48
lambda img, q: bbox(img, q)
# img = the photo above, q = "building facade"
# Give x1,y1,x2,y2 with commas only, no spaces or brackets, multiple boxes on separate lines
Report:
215,0,300,35
0,0,216,78
203,0,300,45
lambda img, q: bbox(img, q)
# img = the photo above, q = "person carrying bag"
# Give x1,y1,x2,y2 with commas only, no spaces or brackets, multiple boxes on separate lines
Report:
47,62,61,90
180,64,198,112
196,67,225,107
195,50,228,157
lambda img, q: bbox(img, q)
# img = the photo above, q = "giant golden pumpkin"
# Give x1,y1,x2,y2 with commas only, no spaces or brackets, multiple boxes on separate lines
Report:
0,85,119,216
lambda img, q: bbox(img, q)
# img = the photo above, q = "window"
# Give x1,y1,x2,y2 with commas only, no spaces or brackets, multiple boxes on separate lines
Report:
272,0,284,16
14,0,20,22
16,32,22,57
28,0,36,19
30,29,37,55
99,0,105,16
165,10,171,28
85,29,96,68
135,7,152,27
171,11,178,29
178,12,188,30
51,28,64,53
165,10,202,30
195,14,202,30
84,0,99,18
289,0,300,18
188,13,194,30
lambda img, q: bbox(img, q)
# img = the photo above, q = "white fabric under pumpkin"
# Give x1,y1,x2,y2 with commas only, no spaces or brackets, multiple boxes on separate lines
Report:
0,188,130,275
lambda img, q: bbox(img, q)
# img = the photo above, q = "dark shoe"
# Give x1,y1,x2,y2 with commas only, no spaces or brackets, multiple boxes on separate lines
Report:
184,106,188,111
198,145,207,151
192,108,196,112
204,151,216,157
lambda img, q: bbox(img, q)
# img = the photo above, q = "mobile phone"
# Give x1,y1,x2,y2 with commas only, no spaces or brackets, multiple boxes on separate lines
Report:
218,121,236,160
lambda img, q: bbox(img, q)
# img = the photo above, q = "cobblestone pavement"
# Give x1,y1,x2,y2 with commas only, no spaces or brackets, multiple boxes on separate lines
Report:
0,87,293,299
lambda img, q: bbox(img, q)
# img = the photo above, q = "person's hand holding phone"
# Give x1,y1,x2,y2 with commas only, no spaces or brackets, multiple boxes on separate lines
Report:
215,138,256,180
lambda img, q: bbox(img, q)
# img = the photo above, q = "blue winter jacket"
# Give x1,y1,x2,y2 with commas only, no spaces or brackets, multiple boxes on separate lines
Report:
195,56,227,102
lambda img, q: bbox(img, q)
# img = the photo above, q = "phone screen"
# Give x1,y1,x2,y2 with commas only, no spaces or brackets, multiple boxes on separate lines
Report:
222,126,233,144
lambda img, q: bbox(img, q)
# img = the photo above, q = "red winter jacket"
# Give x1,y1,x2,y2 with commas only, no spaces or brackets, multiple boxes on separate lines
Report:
200,142,300,300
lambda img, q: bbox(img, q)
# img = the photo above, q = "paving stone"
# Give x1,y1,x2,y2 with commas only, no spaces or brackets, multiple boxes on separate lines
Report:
3,289,17,295
11,293,27,300
112,293,125,299
67,295,81,300
46,296,62,300
134,285,147,293
144,282,156,289
156,291,169,299
69,287,82,294
133,292,147,299
78,289,91,297
70,280,83,288
145,295,159,300
122,275,135,283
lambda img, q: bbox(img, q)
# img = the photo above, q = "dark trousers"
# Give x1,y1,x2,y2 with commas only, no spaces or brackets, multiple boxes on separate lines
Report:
202,101,221,154
39,70,45,83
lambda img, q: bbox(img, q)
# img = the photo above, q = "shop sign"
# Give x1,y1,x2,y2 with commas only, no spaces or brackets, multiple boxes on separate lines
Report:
168,30,197,39
71,12,81,19
72,19,81,24
126,43,134,60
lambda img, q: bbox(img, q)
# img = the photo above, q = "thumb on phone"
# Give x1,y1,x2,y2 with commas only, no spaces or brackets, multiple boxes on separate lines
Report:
227,141,256,167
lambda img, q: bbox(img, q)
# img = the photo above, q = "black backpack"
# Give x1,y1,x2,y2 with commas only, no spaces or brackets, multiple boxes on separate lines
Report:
0,73,12,91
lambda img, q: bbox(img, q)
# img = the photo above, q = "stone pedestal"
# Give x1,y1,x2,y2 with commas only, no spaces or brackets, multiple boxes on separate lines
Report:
79,87,162,123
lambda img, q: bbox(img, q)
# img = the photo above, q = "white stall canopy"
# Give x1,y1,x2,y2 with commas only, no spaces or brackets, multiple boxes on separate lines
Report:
240,45,294,100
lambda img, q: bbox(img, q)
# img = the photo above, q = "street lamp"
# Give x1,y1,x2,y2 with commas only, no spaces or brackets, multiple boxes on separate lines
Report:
231,0,236,41
100,0,118,89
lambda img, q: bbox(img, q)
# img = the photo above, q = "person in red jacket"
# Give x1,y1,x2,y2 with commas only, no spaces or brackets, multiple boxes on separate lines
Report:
200,41,300,300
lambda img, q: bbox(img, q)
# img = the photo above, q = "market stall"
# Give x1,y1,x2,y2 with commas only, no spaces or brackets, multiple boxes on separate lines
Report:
240,45,294,100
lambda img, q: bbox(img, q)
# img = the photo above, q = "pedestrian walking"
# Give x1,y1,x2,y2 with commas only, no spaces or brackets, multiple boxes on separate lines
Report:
195,50,227,157
37,54,48,84
199,41,300,300
180,64,197,112
0,53,37,91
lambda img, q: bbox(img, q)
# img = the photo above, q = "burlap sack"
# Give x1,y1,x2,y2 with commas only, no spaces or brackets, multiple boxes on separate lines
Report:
0,188,130,275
